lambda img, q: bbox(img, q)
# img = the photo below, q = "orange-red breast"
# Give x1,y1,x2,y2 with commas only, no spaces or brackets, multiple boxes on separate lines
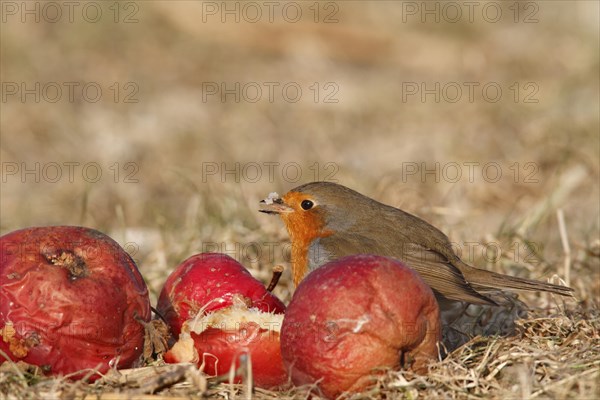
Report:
260,181,573,305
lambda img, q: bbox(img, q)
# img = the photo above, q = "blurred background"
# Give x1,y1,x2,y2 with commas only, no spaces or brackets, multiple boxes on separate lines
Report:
1,1,598,305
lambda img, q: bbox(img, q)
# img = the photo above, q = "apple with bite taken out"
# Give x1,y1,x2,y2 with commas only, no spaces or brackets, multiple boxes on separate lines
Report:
157,253,287,389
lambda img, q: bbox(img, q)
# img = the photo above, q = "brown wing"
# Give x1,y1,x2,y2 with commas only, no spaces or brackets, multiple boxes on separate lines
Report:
317,234,495,305
375,205,573,299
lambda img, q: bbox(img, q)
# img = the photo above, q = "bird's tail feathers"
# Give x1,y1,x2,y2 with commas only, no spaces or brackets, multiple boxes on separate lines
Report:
466,267,574,297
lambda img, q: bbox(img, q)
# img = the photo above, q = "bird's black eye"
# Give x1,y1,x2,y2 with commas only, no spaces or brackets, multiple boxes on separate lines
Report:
301,200,314,210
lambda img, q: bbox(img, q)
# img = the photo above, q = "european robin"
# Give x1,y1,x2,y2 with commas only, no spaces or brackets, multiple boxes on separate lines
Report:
259,181,573,306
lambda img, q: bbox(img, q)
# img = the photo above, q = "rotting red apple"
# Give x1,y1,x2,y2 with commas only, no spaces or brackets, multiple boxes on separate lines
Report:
280,254,441,399
157,253,287,389
0,226,151,380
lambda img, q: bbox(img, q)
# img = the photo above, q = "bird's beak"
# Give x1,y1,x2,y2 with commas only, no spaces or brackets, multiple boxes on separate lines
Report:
259,198,293,214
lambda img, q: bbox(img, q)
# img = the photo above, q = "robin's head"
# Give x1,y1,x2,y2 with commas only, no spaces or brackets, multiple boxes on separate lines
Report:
259,182,370,241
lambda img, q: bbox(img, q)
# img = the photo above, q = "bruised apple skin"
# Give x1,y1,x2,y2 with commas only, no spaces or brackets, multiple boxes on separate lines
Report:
0,226,151,379
281,255,441,399
157,253,287,389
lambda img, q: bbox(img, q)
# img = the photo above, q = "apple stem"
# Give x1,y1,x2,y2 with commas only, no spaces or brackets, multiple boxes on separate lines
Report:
151,306,167,323
266,265,284,292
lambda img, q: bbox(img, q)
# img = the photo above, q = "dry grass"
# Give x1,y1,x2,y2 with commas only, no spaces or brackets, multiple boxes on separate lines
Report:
1,303,598,399
1,1,599,399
